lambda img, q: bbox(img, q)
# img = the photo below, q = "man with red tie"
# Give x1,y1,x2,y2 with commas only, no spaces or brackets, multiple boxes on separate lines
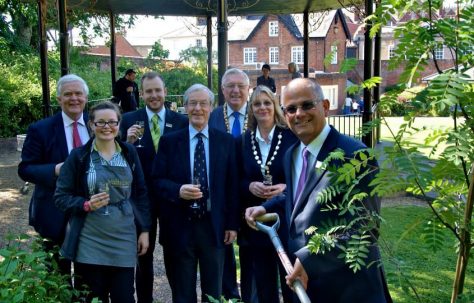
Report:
18,74,90,276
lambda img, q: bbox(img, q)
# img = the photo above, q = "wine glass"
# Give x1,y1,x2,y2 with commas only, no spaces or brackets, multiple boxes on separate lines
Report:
263,174,273,186
136,121,145,148
191,177,201,209
98,182,110,216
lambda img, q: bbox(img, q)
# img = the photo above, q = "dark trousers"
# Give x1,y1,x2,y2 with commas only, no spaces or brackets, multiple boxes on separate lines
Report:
74,262,135,303
163,217,225,303
136,215,157,303
222,244,241,299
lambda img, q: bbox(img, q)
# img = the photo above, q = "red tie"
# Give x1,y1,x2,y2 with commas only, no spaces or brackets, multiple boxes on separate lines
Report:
72,121,83,148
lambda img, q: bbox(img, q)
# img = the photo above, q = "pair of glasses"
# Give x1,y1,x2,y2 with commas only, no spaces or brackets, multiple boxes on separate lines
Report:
187,101,210,108
282,100,319,115
94,120,119,127
252,100,273,108
223,83,248,90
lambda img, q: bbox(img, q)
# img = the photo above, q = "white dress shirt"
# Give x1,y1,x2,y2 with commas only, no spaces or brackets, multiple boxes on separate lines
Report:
62,112,89,153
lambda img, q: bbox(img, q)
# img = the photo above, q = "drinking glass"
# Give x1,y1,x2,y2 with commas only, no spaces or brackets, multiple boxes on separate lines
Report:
136,121,145,148
191,177,201,209
263,174,273,186
98,182,110,216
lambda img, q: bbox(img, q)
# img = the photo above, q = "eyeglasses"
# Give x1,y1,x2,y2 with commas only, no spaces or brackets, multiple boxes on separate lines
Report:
223,83,248,90
187,101,210,108
282,100,319,115
94,120,119,127
252,100,273,108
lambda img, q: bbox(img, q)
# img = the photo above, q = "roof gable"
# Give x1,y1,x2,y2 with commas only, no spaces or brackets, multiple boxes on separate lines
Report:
86,34,143,57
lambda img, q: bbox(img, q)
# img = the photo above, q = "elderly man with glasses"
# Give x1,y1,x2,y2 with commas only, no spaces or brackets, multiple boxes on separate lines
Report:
245,78,392,303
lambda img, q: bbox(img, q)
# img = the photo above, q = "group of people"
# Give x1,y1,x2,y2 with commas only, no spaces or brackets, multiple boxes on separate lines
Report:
344,94,364,115
19,67,391,303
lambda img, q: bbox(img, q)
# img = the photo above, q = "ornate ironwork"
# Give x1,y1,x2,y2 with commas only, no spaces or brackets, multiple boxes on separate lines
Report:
183,0,260,13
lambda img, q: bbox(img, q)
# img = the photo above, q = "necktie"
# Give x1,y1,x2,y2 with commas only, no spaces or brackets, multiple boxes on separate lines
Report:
194,133,209,207
294,147,309,205
72,121,82,148
151,114,161,152
231,111,241,138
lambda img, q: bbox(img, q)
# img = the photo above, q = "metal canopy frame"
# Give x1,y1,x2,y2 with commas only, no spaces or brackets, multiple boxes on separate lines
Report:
40,0,378,147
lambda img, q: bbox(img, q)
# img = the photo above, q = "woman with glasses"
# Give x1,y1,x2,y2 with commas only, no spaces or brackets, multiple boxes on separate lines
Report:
54,101,151,303
237,85,298,303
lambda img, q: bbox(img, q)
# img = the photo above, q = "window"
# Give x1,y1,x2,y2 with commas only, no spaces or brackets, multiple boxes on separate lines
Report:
331,46,338,64
434,45,444,59
388,44,395,59
244,48,257,64
291,46,304,64
269,47,279,64
321,85,338,110
196,39,202,47
269,21,279,37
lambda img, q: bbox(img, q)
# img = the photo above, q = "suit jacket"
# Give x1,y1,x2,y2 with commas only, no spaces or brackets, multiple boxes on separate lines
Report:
264,126,390,303
208,106,227,133
237,126,297,247
18,112,87,242
152,127,239,251
120,107,188,213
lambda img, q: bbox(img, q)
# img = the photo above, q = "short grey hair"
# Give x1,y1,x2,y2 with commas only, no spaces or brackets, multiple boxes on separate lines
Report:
56,74,89,97
221,68,250,86
183,83,214,105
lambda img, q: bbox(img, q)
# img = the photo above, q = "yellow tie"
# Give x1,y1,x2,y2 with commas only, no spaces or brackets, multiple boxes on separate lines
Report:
151,114,161,152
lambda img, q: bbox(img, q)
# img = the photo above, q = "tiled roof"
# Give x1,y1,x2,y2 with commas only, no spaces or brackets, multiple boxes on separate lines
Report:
85,34,143,57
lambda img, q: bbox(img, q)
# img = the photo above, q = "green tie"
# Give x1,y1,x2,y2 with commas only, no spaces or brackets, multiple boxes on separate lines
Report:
151,114,161,152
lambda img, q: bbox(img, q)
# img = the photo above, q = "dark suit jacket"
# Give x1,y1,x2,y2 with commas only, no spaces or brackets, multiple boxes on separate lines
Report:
120,108,188,213
208,106,227,133
256,75,276,93
152,127,239,251
18,112,87,242
264,126,391,303
237,127,297,247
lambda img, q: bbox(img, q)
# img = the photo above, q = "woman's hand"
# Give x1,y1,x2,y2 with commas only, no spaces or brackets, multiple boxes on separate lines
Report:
137,232,149,256
88,192,109,211
249,182,286,199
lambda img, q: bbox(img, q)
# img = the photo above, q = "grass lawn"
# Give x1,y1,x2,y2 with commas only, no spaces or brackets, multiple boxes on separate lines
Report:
380,205,474,303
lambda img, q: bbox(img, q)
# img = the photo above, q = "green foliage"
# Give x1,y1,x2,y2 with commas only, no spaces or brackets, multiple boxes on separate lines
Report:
148,40,170,60
0,234,80,302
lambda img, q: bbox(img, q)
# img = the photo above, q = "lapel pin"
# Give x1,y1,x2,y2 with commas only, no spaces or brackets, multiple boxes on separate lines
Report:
165,123,173,128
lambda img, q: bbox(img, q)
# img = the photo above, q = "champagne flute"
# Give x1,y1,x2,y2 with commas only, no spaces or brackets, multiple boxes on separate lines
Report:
191,177,201,209
136,121,145,148
98,182,110,216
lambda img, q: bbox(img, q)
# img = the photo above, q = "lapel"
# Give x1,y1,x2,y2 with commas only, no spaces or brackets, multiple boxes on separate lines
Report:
208,128,217,189
179,129,191,181
290,127,340,220
163,109,173,134
284,142,298,225
53,113,69,159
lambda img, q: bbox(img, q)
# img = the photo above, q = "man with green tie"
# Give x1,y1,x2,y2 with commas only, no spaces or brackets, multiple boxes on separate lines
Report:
120,71,188,303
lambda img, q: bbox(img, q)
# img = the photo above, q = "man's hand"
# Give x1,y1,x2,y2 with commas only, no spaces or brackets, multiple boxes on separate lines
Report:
55,162,64,176
224,230,237,245
179,184,202,200
126,124,142,144
249,182,286,199
244,206,266,230
286,258,308,290
137,232,149,256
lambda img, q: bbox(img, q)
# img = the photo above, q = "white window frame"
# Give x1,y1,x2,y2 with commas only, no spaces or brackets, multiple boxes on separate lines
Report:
269,21,279,37
434,45,444,60
321,85,338,110
331,45,338,64
196,39,202,47
243,47,257,64
388,44,395,59
269,47,279,64
291,46,304,64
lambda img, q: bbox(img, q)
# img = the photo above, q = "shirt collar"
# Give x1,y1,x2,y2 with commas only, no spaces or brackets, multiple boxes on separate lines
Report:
189,124,209,139
300,123,331,159
146,106,165,122
255,125,275,144
62,111,85,126
226,102,247,118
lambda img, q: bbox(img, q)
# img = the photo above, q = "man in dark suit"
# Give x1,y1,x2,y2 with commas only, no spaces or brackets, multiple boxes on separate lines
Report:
208,67,250,300
152,83,239,303
245,78,391,302
120,71,188,303
113,68,140,113
18,74,90,275
256,63,276,93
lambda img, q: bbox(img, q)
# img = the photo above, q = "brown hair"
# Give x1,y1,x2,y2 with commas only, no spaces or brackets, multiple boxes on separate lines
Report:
248,85,287,131
88,101,122,123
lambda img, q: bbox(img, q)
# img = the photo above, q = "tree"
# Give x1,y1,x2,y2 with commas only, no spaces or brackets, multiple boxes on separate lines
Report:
148,40,169,60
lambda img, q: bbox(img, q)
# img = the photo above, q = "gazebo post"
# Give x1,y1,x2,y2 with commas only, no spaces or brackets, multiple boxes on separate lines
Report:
303,10,309,78
110,11,117,95
217,0,228,105
38,0,51,118
362,0,374,147
373,3,382,144
58,0,69,76
207,14,213,90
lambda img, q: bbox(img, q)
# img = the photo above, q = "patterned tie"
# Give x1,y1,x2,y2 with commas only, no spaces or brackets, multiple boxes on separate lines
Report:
72,121,82,148
151,114,161,152
231,111,241,138
294,147,309,205
194,133,209,210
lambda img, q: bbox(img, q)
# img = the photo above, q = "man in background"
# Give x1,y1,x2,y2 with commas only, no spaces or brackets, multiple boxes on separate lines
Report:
114,68,140,113
256,64,276,93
